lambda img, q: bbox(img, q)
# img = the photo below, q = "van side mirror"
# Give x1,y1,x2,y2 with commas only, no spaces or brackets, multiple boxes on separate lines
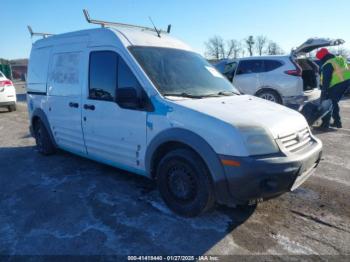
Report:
115,87,140,109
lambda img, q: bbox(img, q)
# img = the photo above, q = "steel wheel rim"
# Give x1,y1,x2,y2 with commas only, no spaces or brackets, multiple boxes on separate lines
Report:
167,163,197,202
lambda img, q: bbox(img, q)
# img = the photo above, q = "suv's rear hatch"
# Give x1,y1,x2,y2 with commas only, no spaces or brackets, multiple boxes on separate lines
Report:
292,38,345,56
291,38,345,94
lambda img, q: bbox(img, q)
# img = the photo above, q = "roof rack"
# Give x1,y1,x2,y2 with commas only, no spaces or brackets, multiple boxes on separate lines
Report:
83,9,171,34
27,26,54,39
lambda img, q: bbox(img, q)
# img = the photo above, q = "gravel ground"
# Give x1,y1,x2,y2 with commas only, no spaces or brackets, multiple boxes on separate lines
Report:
0,85,349,260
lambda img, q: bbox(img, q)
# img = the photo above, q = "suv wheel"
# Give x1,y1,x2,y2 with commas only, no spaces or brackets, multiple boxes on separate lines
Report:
34,119,56,155
257,90,282,104
8,104,16,112
156,148,215,217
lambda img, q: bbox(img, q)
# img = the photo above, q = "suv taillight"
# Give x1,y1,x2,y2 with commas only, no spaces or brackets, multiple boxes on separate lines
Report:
285,58,302,77
284,69,302,76
0,80,13,87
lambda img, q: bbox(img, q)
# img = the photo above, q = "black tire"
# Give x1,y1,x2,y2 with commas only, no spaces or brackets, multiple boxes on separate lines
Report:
8,104,16,112
156,148,215,217
34,119,56,155
256,90,282,104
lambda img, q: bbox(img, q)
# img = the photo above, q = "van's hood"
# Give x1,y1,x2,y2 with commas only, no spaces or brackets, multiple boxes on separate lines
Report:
292,38,345,55
172,95,308,139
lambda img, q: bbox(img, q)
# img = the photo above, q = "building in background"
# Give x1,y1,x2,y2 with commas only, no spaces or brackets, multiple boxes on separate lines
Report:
0,58,28,81
10,59,28,81
0,58,12,79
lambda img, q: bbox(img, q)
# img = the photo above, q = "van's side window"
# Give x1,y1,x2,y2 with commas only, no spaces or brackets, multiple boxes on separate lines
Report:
89,51,117,101
118,57,142,95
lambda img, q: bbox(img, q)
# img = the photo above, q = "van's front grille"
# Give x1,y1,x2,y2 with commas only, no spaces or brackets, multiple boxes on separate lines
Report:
279,127,313,153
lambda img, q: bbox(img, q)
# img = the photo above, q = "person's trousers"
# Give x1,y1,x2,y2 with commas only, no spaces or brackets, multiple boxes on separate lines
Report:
322,80,350,126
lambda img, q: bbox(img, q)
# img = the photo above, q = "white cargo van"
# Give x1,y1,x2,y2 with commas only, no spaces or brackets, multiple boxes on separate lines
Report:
27,11,322,217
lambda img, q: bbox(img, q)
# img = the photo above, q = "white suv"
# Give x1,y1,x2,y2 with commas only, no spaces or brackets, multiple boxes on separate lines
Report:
26,11,322,217
216,38,344,109
0,70,17,112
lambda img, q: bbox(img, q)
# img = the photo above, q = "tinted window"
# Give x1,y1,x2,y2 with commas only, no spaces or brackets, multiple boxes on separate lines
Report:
214,60,228,73
236,60,264,75
223,62,237,81
89,51,117,101
264,60,283,72
224,62,237,75
118,58,142,95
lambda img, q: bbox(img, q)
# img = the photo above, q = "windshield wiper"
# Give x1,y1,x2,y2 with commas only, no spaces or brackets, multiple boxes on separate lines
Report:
163,90,240,99
163,92,205,99
217,91,240,96
201,91,239,97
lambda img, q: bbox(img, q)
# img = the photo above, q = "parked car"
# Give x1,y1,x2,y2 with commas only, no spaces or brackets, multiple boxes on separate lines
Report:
0,70,17,112
27,13,322,217
215,38,345,109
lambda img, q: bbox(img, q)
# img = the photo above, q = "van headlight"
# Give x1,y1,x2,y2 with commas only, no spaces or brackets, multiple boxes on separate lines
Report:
239,126,279,156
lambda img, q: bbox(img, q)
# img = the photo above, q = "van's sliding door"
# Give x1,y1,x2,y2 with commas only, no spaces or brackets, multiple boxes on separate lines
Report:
47,45,86,155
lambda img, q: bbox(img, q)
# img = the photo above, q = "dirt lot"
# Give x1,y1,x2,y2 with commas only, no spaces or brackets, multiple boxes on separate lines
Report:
0,84,349,259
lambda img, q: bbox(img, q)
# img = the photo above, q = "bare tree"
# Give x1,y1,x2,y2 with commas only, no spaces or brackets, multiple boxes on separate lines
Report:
245,36,255,56
335,47,350,58
205,36,226,60
226,39,242,59
255,35,268,56
218,39,226,59
233,40,242,59
267,41,284,55
319,47,350,58
205,35,285,59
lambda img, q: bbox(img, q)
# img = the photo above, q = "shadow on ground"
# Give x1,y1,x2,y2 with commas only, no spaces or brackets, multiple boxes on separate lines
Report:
0,145,256,255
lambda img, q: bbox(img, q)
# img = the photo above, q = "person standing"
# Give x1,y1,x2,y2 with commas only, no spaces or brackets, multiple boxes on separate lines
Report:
317,48,350,128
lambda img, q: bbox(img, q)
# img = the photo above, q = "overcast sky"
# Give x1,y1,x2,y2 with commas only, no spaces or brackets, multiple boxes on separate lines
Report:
1,0,349,59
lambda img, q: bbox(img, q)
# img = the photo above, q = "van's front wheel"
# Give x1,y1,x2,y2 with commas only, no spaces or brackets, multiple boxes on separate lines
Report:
156,148,215,217
34,119,56,155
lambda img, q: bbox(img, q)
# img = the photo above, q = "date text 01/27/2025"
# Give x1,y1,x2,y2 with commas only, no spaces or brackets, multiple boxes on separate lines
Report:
127,255,220,261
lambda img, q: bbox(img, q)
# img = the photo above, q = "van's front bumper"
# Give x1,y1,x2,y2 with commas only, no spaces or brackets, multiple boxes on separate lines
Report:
218,141,322,206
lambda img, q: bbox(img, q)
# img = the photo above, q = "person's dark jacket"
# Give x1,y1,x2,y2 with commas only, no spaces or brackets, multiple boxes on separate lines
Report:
319,53,335,91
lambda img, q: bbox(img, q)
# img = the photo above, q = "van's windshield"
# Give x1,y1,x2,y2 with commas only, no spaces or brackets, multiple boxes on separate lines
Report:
129,46,239,98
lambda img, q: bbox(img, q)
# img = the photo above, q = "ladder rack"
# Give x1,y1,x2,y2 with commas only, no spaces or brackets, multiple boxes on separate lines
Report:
83,9,171,34
27,26,54,39
27,10,172,40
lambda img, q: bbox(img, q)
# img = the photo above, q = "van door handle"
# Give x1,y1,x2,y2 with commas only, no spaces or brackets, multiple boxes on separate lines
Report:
69,102,79,108
84,104,95,111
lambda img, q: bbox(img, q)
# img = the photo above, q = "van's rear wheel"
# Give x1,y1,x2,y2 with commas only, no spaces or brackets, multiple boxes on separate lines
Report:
34,119,56,155
156,148,215,217
257,90,282,104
